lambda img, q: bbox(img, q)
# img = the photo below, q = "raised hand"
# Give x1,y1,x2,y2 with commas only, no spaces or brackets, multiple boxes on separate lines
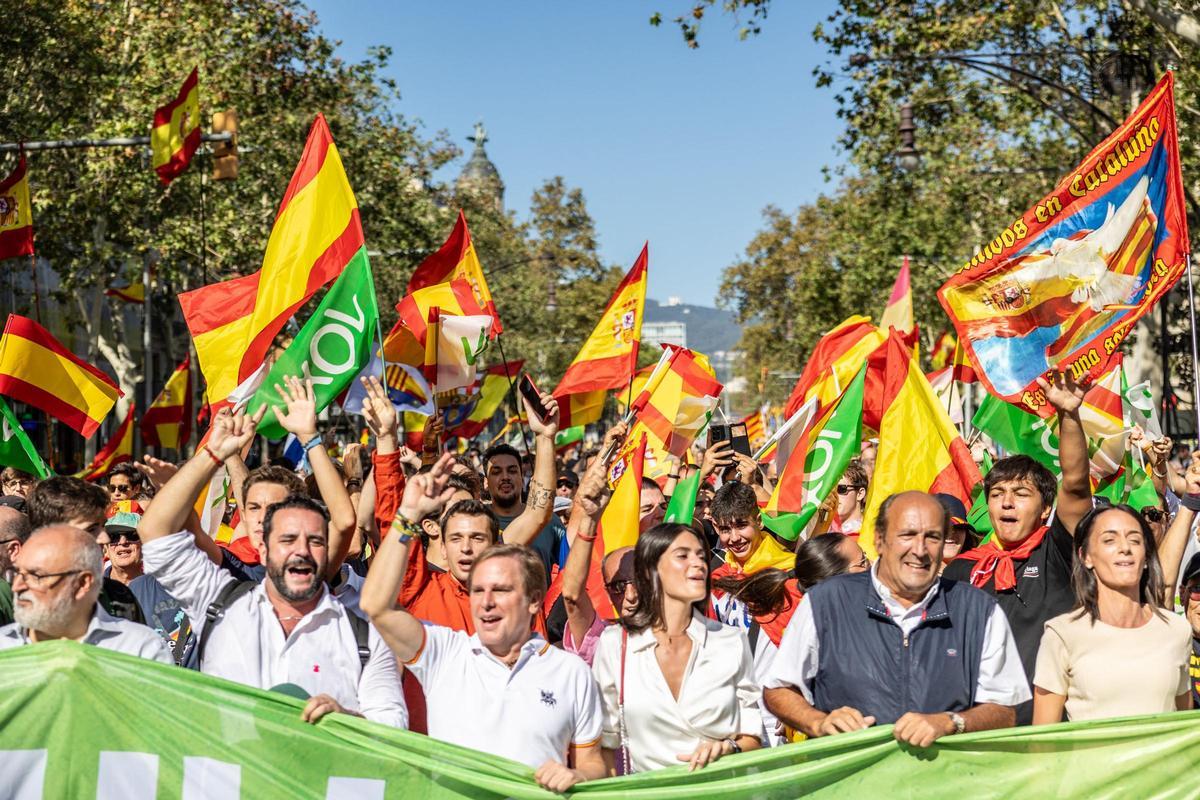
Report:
275,375,319,439
525,392,560,438
342,443,364,483
700,439,735,481
734,452,759,484
397,452,456,524
359,376,397,440
1185,455,1200,495
1036,371,1087,416
135,454,179,489
206,406,267,462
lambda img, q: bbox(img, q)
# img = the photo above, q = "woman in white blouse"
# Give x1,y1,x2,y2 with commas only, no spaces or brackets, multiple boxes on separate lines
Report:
592,523,762,774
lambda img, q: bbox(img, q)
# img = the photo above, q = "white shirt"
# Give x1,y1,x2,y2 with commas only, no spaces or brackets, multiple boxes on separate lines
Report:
767,566,1031,707
592,613,764,773
404,624,602,769
0,604,174,665
143,531,406,727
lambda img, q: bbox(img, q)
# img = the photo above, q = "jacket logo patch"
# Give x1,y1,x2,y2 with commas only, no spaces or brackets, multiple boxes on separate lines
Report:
946,648,958,657
540,690,557,708
1023,566,1039,578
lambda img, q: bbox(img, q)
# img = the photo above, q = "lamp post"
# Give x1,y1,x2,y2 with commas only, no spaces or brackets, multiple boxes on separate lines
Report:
895,103,921,172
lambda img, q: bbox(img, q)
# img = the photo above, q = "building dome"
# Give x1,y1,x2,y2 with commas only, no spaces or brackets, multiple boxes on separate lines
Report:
456,121,505,211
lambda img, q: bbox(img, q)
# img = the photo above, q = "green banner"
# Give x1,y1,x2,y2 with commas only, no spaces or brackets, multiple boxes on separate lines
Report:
664,468,700,525
971,393,1059,473
249,249,379,440
8,641,1200,798
0,396,51,478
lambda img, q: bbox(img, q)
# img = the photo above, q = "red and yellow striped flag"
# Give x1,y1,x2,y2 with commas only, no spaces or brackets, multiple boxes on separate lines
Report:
880,255,914,333
783,316,887,418
105,279,145,304
742,409,765,447
929,330,956,371
406,211,501,335
557,389,607,428
0,314,121,437
0,153,34,260
180,114,366,403
76,405,134,480
630,347,723,458
598,433,648,555
141,356,192,450
151,68,201,185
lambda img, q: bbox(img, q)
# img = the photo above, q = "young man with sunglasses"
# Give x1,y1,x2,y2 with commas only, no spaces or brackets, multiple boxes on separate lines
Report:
832,462,868,535
0,525,172,663
105,463,146,504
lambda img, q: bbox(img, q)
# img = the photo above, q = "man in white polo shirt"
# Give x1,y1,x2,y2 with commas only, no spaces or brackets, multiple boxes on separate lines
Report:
139,407,406,728
0,525,172,663
360,454,605,792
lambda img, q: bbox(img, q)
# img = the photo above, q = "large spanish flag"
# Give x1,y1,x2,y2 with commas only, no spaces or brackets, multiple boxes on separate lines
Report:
0,153,34,260
407,211,501,335
141,356,192,450
76,405,134,481
0,315,121,438
554,244,647,396
150,67,201,186
859,330,982,560
783,316,887,418
598,433,648,555
179,114,364,403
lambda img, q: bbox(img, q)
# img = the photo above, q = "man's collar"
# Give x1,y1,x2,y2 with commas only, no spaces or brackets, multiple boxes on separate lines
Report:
628,611,710,652
20,603,110,644
254,581,336,617
870,562,940,612
468,631,548,663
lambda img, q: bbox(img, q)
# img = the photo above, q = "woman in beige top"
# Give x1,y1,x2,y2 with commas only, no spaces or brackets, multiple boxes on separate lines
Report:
1032,504,1191,723
592,523,762,774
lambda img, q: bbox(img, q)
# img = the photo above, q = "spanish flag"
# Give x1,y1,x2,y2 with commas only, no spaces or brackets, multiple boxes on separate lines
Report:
929,330,956,371
0,153,34,260
783,316,887,418
629,347,723,458
179,114,365,404
859,329,982,560
0,314,121,437
445,360,522,440
76,405,134,481
141,356,192,450
407,211,501,334
151,68,201,186
105,279,145,304
879,255,914,333
598,433,648,555
553,245,647,425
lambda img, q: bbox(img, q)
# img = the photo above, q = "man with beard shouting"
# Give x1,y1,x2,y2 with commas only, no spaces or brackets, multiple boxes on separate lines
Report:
139,406,407,728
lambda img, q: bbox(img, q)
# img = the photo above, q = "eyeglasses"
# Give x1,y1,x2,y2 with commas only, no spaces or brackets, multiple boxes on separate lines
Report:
1143,508,1166,523
12,569,82,589
836,484,863,495
605,578,632,596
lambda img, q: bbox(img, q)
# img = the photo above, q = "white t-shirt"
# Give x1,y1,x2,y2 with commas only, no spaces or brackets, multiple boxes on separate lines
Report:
1034,608,1191,721
143,531,407,728
404,624,603,769
592,613,764,773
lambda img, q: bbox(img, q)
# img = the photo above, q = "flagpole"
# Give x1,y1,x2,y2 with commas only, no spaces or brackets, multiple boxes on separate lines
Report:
1185,252,1200,436
495,334,531,454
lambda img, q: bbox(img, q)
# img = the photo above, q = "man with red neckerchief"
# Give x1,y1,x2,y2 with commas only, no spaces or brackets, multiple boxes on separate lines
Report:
943,372,1093,725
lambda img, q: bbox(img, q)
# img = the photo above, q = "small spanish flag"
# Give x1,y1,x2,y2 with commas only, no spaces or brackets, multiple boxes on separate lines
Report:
141,355,192,450
76,405,134,481
0,314,122,437
0,153,34,260
880,255,914,333
105,279,145,304
151,68,201,185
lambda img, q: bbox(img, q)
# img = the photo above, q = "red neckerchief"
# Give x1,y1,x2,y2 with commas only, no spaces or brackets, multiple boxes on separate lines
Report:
957,525,1049,591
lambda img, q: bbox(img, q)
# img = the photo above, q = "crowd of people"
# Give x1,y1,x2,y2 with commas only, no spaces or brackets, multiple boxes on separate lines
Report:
2,370,1200,791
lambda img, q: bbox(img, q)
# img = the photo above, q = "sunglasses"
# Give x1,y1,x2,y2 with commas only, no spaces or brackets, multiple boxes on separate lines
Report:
104,532,140,546
605,578,632,596
1187,586,1200,602
836,484,864,495
1143,508,1166,523
107,483,133,492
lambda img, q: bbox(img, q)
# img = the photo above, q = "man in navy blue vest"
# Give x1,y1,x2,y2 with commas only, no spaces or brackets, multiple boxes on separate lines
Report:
764,491,1030,747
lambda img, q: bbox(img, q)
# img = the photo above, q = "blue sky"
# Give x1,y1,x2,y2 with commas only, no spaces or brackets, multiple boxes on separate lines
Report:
306,1,846,306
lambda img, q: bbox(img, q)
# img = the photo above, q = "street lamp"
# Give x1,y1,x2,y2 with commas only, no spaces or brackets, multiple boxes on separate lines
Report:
896,103,921,172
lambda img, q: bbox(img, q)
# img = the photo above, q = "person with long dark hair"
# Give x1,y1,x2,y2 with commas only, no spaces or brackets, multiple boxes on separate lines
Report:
1032,504,1192,723
591,523,761,774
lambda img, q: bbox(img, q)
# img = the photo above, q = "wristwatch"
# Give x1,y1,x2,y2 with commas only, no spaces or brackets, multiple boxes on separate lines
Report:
723,737,742,754
946,712,966,735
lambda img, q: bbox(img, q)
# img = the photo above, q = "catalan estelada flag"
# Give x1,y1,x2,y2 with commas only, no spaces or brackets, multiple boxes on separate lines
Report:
407,211,501,335
76,405,134,480
629,346,723,458
0,314,121,438
555,245,648,396
783,316,887,418
0,153,34,260
742,409,766,448
444,360,522,440
151,68,201,186
179,114,365,403
860,330,982,560
141,356,192,450
939,72,1189,417
880,255,914,333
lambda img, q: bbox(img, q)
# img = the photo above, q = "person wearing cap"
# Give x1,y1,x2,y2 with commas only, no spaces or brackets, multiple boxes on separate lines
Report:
0,524,172,664
557,472,579,500
101,510,199,667
360,454,605,793
139,406,407,728
553,495,573,526
765,492,1028,747
933,493,979,573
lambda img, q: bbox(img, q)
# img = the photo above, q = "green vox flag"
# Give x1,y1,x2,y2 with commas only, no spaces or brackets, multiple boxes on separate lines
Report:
972,393,1059,473
249,251,379,440
763,366,865,541
969,449,994,542
554,425,584,449
10,640,1200,798
664,468,701,525
0,396,50,478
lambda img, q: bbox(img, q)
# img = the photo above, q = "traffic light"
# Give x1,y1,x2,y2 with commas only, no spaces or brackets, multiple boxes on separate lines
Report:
211,110,238,180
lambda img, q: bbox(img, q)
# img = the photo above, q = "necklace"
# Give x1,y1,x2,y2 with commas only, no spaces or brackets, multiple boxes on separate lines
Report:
275,613,305,622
